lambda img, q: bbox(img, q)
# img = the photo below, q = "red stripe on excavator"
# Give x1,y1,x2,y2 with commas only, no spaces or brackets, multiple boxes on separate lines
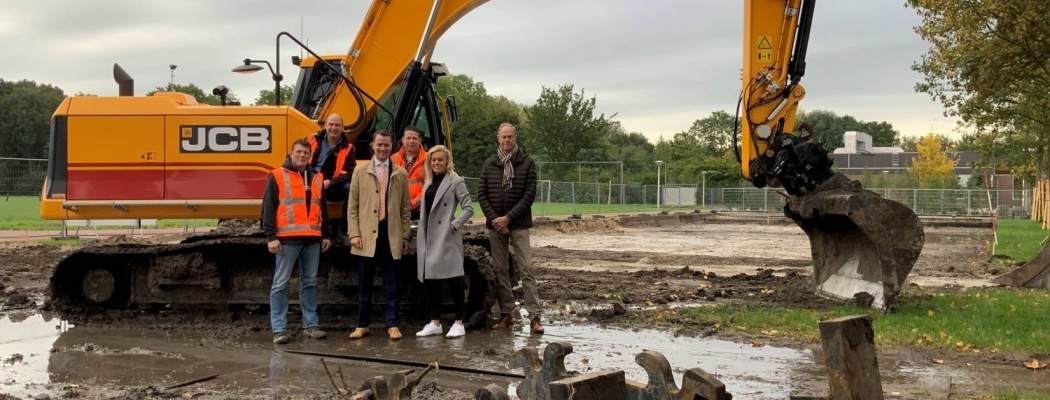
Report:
67,169,269,200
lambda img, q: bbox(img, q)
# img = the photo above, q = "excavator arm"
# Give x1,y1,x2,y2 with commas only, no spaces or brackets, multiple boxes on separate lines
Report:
289,0,489,146
738,0,925,311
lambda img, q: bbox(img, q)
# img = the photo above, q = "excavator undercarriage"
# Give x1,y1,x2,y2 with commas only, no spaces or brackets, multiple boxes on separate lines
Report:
47,220,502,328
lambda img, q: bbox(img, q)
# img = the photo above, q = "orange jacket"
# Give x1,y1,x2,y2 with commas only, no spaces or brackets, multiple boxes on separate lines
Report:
307,132,355,186
271,166,325,238
391,146,427,211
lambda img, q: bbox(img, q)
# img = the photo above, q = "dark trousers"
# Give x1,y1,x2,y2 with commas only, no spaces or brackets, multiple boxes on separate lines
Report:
425,277,465,321
357,220,399,328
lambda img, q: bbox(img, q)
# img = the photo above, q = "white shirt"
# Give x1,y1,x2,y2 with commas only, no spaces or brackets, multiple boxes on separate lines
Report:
373,157,389,182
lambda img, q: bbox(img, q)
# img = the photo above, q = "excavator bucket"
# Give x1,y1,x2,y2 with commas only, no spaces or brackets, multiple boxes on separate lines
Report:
783,173,925,311
993,237,1050,290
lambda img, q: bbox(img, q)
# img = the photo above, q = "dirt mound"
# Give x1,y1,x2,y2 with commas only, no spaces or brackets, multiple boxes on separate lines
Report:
531,218,625,235
203,219,262,237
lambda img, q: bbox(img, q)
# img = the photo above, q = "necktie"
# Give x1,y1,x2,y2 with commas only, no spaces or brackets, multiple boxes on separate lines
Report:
378,163,387,221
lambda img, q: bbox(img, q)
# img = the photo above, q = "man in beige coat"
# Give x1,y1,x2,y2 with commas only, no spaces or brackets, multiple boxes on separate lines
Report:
346,130,412,340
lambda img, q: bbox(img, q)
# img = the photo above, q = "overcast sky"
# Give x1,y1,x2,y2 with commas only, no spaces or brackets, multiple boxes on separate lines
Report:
0,0,957,144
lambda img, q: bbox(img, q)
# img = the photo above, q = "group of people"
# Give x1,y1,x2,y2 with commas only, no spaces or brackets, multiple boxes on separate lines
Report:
260,116,543,345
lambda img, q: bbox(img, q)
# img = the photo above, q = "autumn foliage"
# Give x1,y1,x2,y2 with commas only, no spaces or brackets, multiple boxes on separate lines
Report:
907,133,958,188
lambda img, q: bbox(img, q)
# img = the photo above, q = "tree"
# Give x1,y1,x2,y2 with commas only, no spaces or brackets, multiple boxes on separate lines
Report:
522,84,614,177
896,133,957,152
908,133,959,188
147,83,240,105
253,85,295,106
433,74,525,179
686,110,737,157
906,0,1050,176
794,109,900,150
0,79,66,159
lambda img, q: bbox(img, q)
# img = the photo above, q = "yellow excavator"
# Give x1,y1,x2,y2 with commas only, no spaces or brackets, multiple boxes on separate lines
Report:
40,0,923,324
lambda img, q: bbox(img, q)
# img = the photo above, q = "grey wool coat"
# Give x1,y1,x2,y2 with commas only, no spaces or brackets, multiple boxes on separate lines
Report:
416,172,474,282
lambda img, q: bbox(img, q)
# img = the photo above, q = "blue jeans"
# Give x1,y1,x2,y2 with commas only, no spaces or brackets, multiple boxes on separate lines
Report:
357,221,399,328
270,241,320,333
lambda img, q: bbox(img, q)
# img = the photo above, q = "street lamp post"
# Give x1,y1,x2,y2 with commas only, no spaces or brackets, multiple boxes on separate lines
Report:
232,59,282,104
701,170,707,208
655,160,663,210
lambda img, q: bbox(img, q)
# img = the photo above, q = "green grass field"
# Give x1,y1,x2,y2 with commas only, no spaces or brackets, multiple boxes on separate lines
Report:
0,196,698,231
994,218,1047,263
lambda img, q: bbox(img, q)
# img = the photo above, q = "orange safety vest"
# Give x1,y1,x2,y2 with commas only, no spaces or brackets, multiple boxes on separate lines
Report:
307,135,354,181
392,146,427,210
273,167,324,238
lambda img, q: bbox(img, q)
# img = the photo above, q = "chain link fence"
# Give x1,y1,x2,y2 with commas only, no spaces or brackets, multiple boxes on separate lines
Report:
2,157,1028,219
461,177,1029,218
0,158,47,196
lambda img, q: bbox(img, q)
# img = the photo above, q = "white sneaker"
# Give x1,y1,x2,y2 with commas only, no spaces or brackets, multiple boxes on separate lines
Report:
416,322,443,337
446,322,465,338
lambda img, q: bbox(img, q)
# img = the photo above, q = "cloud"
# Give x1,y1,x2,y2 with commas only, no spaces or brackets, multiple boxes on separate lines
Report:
0,0,959,146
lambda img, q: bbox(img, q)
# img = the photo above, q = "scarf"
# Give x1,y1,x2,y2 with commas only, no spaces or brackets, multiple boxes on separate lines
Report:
497,144,518,188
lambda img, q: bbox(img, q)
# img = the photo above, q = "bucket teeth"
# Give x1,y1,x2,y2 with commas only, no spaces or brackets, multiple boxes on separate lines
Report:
784,173,925,311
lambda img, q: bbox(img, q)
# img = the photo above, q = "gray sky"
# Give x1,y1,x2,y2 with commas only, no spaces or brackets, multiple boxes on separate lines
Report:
0,0,957,145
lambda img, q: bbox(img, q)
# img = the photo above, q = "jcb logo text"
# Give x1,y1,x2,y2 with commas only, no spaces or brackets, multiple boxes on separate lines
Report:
179,125,272,153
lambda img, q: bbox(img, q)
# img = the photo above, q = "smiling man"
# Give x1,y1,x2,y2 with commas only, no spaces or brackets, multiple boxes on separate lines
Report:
261,139,333,345
346,130,412,340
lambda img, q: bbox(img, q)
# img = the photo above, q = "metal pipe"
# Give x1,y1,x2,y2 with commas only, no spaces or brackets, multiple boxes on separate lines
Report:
283,350,525,379
415,0,443,63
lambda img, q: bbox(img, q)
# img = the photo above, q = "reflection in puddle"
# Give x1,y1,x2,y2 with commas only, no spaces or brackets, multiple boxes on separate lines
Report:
505,323,817,398
0,312,70,396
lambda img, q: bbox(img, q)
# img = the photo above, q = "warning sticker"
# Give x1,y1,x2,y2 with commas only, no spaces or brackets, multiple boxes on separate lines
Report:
757,35,772,63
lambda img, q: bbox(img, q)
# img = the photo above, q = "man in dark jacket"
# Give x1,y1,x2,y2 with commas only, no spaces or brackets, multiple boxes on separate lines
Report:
477,123,543,334
307,114,356,240
261,139,333,345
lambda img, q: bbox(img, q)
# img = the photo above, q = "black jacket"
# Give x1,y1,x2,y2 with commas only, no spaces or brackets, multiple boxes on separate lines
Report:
477,148,537,230
261,157,332,243
309,130,356,188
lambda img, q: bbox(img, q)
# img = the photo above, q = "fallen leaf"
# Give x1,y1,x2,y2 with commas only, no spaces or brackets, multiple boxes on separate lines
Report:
751,340,762,347
972,349,981,354
808,335,820,343
939,331,948,339
1024,359,1047,370
761,329,778,336
1011,304,1017,312
927,309,935,316
933,359,944,364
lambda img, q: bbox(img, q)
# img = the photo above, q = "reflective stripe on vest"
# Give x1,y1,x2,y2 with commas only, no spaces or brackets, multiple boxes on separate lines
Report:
273,167,323,237
393,147,427,210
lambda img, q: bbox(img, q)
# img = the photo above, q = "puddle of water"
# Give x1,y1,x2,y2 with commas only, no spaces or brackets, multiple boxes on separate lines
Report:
0,311,71,396
501,323,818,399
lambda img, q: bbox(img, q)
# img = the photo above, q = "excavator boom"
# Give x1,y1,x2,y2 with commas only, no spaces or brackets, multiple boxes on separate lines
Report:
739,0,924,311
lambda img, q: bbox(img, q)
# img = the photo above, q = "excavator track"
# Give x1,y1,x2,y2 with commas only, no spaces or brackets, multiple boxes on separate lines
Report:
46,222,500,329
784,172,925,311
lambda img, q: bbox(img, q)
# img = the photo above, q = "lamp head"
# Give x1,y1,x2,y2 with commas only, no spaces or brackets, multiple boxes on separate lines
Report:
232,59,263,74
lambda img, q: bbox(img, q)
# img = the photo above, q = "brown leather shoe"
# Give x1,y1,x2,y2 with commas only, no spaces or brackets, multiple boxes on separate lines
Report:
387,327,402,340
530,317,544,334
348,327,369,339
491,314,513,329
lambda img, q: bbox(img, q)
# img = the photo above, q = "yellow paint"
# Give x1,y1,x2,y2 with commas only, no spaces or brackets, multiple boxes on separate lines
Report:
757,35,773,63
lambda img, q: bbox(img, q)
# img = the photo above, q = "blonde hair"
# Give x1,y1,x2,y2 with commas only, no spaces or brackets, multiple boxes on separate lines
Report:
424,145,454,183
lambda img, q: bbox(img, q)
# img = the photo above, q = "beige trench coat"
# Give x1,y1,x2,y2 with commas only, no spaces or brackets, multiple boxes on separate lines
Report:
346,158,412,259
416,172,474,282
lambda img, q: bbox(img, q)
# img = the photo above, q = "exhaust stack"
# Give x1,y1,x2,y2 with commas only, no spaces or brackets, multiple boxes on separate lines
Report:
113,63,134,96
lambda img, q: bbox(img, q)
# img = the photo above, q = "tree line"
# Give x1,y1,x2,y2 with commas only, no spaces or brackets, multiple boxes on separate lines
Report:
0,72,1005,190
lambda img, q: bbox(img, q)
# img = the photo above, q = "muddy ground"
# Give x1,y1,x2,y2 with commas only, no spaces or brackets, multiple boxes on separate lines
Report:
0,212,1047,399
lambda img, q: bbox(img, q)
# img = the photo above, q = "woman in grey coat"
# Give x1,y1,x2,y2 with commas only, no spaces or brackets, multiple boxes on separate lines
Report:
414,145,474,338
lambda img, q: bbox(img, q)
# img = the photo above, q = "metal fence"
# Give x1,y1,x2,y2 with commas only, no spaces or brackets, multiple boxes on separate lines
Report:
459,177,1030,218
0,158,47,196
1,156,1029,219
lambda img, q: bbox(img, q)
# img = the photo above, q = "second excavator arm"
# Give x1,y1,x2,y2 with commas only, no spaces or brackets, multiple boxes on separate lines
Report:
738,0,925,312
738,0,831,196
